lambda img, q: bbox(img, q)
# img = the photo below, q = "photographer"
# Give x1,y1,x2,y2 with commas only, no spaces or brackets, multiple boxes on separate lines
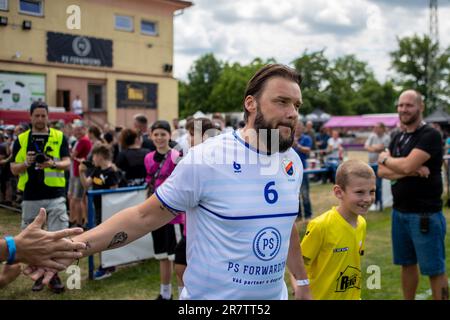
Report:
10,101,71,294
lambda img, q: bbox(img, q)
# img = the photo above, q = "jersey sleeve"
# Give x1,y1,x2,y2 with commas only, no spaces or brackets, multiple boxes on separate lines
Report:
300,219,323,266
155,149,202,213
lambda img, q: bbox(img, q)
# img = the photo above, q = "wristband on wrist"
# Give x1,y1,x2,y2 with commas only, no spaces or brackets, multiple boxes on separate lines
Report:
24,160,29,167
296,279,310,287
4,236,16,265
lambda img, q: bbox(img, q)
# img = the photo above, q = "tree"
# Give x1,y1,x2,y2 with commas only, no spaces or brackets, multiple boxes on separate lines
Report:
209,58,273,113
179,53,223,117
292,50,331,115
390,34,450,112
326,55,375,115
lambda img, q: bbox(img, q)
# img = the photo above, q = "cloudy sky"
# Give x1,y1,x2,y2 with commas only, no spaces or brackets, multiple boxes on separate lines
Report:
173,0,450,82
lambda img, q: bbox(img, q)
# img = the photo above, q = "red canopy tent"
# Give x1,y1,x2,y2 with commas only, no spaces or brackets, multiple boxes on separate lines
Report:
0,109,81,125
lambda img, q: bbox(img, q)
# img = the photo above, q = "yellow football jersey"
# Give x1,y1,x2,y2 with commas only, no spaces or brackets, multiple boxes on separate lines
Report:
301,207,366,300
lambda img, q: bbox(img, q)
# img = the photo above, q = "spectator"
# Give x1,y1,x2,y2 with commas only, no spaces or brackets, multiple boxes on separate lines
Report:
116,129,149,187
10,101,71,293
378,89,448,300
72,95,83,118
68,122,92,227
305,120,317,150
297,160,375,299
79,144,121,280
293,121,313,224
144,120,182,300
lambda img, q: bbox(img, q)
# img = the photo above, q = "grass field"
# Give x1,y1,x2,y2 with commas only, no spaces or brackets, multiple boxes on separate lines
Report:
1,151,449,300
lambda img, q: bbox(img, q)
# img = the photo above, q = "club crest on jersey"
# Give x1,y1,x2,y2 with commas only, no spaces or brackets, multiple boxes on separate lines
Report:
282,159,294,176
253,227,281,261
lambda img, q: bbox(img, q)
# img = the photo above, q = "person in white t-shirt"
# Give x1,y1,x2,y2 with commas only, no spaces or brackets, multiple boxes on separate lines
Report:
25,64,312,300
326,130,343,161
72,95,83,117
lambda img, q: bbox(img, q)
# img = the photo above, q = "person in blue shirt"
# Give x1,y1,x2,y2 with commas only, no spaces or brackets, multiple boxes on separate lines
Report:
293,121,313,224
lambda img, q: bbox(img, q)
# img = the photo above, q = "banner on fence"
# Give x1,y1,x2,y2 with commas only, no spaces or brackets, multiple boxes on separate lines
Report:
100,188,154,268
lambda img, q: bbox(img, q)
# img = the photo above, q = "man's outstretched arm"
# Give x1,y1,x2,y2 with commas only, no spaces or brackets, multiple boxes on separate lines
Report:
25,194,177,283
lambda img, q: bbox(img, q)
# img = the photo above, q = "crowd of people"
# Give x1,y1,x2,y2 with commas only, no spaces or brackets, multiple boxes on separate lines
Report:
0,64,448,300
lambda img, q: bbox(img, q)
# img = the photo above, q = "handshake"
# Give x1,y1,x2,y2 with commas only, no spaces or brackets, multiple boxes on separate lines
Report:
1,208,87,288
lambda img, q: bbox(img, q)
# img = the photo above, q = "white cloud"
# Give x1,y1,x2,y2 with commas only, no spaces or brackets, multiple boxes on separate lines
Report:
174,0,450,83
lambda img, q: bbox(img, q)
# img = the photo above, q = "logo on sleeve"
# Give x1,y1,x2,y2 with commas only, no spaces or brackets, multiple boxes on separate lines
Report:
282,159,294,177
253,227,281,261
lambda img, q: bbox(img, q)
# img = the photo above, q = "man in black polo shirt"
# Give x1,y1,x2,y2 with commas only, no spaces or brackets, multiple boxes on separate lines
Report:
378,90,448,300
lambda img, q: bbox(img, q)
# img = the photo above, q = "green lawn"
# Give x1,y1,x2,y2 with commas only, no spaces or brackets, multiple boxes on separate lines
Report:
1,161,450,300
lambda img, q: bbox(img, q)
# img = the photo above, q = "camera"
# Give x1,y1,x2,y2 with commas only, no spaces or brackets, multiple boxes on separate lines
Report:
31,133,50,164
82,160,94,168
35,152,48,164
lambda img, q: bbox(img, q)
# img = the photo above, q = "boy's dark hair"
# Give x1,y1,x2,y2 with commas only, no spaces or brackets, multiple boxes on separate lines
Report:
119,128,138,148
336,160,375,190
186,118,214,137
243,64,302,122
30,101,48,115
91,144,112,161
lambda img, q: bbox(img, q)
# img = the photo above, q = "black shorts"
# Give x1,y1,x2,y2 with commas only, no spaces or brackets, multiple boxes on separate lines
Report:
174,236,187,266
151,223,182,261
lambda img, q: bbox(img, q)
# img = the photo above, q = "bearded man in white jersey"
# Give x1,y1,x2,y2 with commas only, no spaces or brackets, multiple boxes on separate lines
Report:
24,64,312,300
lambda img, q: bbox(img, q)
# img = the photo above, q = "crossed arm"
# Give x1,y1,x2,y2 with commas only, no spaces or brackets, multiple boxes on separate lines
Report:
378,148,431,180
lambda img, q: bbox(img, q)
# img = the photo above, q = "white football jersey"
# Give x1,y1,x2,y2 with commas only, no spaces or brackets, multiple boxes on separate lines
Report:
156,130,303,299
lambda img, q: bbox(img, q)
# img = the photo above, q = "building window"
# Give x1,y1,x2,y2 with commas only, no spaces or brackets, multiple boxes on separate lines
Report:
19,0,43,16
0,0,8,11
88,84,104,111
115,14,133,32
141,20,157,36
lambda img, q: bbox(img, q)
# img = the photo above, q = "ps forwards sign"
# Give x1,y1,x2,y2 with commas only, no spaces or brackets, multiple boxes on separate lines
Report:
47,32,113,67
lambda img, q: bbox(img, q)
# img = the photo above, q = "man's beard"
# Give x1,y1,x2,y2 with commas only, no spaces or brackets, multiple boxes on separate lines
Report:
400,110,420,126
254,107,295,154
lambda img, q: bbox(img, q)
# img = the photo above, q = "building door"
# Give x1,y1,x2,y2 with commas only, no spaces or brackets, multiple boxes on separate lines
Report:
56,90,71,111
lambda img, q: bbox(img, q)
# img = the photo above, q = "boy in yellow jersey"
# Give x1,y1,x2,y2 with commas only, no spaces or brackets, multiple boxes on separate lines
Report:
300,160,376,299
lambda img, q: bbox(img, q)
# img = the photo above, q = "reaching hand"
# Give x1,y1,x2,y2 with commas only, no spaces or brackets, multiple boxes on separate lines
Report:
14,208,86,270
0,264,22,288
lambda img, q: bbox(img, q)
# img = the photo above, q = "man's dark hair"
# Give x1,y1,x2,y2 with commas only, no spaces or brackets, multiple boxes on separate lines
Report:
30,101,49,115
243,64,302,122
134,114,148,125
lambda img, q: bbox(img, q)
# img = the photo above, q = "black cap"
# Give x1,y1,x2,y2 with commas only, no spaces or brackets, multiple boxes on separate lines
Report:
151,120,171,134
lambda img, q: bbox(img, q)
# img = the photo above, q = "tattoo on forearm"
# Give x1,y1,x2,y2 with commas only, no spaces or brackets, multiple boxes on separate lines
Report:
85,241,92,250
107,232,128,249
442,287,448,300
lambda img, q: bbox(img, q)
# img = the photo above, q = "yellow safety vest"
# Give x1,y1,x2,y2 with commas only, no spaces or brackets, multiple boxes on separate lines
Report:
15,128,66,191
